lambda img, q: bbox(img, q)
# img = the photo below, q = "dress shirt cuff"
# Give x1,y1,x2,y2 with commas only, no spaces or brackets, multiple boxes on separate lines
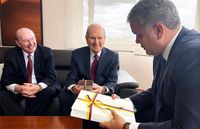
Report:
129,122,140,129
6,84,18,94
38,82,48,90
67,84,76,93
95,83,109,94
104,86,109,93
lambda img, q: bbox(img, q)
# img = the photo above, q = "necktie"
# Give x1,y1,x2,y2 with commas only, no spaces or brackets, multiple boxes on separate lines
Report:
154,56,166,121
27,54,33,83
90,54,99,81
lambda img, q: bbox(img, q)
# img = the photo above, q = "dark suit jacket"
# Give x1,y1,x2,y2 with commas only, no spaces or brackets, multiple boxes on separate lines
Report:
130,27,200,129
64,46,119,94
1,45,59,90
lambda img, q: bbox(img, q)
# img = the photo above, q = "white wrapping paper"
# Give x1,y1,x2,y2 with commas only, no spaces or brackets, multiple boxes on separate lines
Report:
71,90,135,123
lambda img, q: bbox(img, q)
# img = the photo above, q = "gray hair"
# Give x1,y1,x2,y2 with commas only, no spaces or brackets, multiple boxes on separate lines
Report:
127,0,180,29
85,23,106,37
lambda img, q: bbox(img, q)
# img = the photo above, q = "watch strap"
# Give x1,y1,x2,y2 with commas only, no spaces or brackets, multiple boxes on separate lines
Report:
123,122,131,129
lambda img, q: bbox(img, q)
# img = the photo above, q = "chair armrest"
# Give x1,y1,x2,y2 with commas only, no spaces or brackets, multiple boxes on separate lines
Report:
0,63,3,90
117,70,137,84
116,82,139,89
115,70,139,98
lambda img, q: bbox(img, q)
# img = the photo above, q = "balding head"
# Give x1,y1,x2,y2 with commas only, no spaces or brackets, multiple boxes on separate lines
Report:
85,23,105,38
16,28,35,40
15,28,37,54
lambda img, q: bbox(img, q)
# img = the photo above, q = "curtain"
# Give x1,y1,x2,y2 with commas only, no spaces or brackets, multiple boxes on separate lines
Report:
195,0,200,32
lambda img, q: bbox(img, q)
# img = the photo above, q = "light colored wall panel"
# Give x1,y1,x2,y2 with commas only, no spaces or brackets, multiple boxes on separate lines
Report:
195,0,200,32
119,52,153,90
42,0,83,49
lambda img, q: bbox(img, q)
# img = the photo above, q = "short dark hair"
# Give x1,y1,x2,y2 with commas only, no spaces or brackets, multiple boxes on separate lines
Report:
127,0,180,29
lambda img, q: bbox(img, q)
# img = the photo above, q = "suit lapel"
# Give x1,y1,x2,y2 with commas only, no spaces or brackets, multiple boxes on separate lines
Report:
95,48,106,81
34,46,41,79
168,27,189,61
84,47,91,79
153,55,168,120
16,48,28,80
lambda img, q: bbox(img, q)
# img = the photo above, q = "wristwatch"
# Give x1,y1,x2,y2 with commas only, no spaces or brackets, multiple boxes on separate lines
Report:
123,122,131,129
102,86,107,94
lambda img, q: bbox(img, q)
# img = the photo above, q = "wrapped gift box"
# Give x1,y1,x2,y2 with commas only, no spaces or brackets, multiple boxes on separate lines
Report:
71,90,135,123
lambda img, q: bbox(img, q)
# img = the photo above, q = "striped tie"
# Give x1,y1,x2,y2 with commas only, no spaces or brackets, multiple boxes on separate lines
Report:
27,54,32,83
90,54,99,81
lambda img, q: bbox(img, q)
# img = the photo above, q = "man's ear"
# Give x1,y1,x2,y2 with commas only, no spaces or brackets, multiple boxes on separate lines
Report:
15,40,21,47
153,23,163,39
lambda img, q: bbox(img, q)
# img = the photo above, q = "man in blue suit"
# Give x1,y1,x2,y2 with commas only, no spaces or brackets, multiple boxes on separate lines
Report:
59,23,119,128
0,28,60,115
100,0,200,129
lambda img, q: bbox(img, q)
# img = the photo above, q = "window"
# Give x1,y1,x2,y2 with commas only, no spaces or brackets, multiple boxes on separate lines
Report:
83,0,198,53
173,0,197,29
83,0,137,51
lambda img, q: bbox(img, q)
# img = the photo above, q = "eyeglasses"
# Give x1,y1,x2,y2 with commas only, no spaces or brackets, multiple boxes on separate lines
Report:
19,37,36,43
87,36,105,42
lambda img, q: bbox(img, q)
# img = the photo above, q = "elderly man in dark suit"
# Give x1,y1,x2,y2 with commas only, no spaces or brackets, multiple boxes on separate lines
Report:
0,28,60,115
59,23,119,128
100,0,200,129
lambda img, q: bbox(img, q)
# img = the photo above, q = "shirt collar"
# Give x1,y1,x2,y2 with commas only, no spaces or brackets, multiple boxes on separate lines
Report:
90,50,101,59
162,26,182,61
22,50,34,59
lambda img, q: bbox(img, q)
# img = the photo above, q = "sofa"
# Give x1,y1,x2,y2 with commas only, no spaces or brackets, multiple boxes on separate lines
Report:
0,46,139,115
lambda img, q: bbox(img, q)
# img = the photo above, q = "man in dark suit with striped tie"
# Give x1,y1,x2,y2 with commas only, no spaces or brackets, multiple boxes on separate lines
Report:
59,23,119,129
0,28,60,115
100,0,200,129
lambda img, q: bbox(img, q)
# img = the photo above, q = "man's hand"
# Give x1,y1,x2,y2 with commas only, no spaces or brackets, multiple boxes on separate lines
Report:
72,85,81,95
91,84,106,94
100,110,125,129
112,94,120,99
14,83,41,98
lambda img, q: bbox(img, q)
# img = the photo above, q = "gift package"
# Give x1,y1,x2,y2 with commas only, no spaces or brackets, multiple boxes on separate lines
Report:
78,80,93,91
71,90,136,123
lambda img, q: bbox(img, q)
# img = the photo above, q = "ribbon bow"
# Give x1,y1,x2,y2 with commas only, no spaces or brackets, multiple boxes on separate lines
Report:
77,93,134,120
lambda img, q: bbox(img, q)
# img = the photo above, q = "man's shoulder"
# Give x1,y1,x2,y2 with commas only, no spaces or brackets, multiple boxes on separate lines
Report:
4,46,20,56
103,47,118,56
37,45,52,51
72,46,89,55
36,45,53,56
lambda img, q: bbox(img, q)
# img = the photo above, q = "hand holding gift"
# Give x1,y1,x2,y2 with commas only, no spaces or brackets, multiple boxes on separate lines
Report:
100,110,125,129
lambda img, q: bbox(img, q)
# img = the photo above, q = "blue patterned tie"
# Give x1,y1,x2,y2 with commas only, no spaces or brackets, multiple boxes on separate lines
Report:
154,56,166,121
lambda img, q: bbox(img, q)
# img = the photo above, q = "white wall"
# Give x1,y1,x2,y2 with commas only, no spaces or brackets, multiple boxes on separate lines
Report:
195,0,200,32
42,0,84,49
119,52,153,90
